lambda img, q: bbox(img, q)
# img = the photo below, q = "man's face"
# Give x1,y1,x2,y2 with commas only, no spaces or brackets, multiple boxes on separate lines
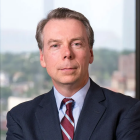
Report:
40,19,93,87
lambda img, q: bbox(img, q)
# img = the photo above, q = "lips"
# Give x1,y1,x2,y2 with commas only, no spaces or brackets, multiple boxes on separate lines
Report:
58,65,77,70
60,68,77,70
59,67,77,74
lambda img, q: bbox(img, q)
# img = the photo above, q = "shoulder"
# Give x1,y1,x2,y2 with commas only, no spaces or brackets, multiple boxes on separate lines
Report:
100,87,140,114
8,89,53,118
90,79,139,108
101,87,139,104
9,94,44,116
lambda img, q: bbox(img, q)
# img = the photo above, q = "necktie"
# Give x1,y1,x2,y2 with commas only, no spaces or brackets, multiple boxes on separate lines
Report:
60,98,74,140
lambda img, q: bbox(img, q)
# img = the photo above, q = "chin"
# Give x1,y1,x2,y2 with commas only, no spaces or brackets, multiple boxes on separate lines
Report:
58,76,79,85
61,79,77,85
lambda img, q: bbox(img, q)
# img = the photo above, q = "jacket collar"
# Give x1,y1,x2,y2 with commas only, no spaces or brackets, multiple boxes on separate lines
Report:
73,79,106,140
35,79,106,140
35,88,63,140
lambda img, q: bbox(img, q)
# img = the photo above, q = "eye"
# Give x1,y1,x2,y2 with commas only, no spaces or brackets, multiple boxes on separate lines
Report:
51,44,59,48
75,43,81,46
72,42,82,47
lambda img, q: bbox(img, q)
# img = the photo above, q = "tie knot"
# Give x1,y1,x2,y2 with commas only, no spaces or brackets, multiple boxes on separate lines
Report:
62,98,74,110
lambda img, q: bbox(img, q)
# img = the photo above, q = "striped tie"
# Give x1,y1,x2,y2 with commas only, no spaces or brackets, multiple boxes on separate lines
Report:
60,98,74,140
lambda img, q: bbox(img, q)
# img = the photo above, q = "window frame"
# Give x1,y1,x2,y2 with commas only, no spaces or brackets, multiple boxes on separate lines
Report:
136,0,140,99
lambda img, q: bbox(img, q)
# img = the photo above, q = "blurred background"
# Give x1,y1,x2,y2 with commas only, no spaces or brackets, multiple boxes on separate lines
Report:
0,0,137,139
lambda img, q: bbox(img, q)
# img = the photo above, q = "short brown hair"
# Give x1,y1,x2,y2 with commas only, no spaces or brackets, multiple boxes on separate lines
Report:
35,7,94,50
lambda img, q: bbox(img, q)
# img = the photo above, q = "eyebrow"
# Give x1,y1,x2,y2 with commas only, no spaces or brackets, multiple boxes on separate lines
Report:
70,37,86,42
47,37,86,45
47,39,62,45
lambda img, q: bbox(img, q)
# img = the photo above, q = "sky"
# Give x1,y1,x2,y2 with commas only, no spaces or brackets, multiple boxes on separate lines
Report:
1,0,44,31
1,0,123,35
0,0,135,52
54,0,123,37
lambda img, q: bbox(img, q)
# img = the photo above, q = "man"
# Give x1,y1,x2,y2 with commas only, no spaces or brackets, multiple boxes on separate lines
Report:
6,8,140,140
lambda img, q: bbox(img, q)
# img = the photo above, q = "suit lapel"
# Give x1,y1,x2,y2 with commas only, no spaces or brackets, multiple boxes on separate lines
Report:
35,89,63,140
74,80,106,140
35,80,106,140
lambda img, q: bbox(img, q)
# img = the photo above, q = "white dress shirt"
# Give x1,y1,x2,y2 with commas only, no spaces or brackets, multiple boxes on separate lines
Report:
53,78,90,130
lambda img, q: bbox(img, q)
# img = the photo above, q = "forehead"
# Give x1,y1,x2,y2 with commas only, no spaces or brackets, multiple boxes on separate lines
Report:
43,18,87,39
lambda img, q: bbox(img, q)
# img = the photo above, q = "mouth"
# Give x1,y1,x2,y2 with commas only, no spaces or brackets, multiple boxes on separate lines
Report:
59,68,77,74
60,68,77,70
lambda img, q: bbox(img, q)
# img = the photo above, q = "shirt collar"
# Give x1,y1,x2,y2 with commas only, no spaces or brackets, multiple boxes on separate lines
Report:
53,78,90,111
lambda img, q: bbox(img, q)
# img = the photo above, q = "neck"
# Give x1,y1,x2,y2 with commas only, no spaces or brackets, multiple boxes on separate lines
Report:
52,77,89,97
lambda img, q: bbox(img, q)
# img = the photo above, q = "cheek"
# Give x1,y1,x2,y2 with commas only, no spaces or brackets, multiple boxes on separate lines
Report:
45,53,59,71
78,51,90,66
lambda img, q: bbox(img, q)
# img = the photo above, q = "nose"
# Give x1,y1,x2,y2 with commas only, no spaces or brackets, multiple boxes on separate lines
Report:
62,45,73,60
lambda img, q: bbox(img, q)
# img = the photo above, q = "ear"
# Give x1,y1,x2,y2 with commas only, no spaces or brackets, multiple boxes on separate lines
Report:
39,49,46,68
89,49,94,64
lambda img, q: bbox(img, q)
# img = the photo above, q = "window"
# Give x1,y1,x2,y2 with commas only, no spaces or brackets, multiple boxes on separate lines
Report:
1,1,139,139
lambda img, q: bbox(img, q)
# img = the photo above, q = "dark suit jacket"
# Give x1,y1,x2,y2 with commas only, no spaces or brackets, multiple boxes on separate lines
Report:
6,79,140,140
